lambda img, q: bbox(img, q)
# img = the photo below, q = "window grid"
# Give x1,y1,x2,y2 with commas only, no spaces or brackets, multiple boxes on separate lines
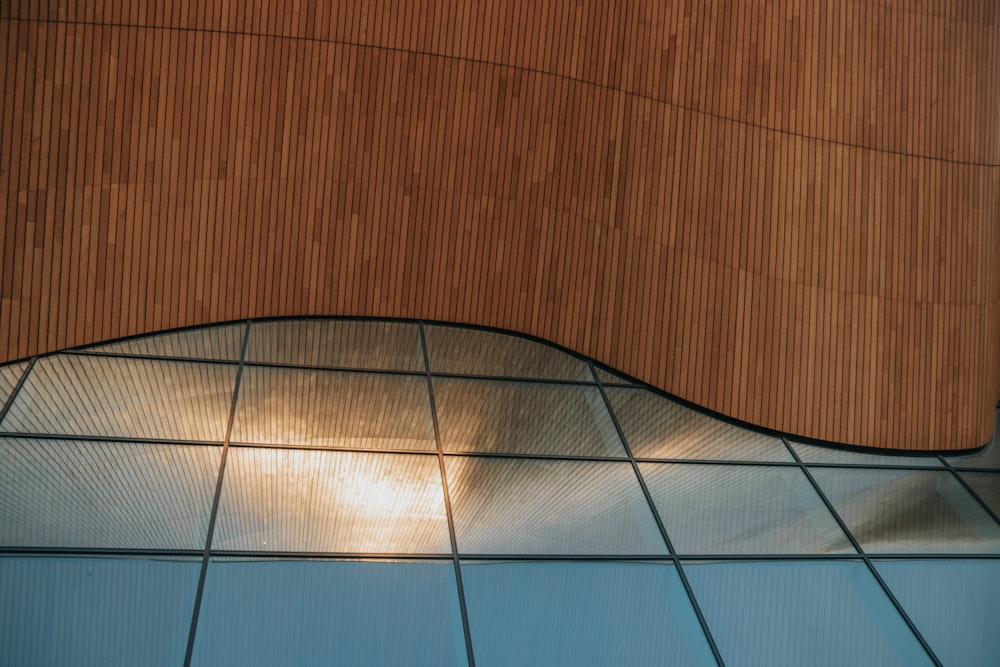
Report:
3,318,1000,667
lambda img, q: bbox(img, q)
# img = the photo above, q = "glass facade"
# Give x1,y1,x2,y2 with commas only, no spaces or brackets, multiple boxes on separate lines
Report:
1,318,998,666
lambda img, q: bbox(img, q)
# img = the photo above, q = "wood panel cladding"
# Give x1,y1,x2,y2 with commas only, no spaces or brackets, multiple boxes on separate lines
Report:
5,0,997,163
1,1,998,450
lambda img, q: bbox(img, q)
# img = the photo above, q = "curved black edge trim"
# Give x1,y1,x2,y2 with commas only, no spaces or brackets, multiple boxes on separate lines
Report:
1,315,994,456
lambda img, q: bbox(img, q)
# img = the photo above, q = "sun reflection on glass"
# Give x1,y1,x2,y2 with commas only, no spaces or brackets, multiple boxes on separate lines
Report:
214,448,452,553
334,456,444,521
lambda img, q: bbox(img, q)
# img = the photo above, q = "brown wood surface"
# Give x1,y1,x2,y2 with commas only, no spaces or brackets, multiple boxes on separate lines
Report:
1,0,998,450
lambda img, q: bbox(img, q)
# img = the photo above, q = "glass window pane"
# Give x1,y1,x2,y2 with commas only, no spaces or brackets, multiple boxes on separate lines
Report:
684,560,933,667
607,388,792,462
424,325,590,380
231,366,435,450
435,379,625,456
874,559,1000,667
0,556,200,667
0,355,236,441
810,468,1000,554
640,463,854,555
947,443,1000,470
594,365,636,385
461,561,715,667
213,448,451,554
445,457,666,555
86,324,245,361
958,472,1000,517
0,438,219,549
791,440,943,467
0,361,27,408
192,559,467,667
246,320,423,370
945,421,1000,470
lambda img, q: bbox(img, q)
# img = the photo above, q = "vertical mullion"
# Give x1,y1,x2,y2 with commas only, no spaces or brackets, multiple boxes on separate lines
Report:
182,320,252,667
418,321,476,667
589,360,726,667
779,436,943,667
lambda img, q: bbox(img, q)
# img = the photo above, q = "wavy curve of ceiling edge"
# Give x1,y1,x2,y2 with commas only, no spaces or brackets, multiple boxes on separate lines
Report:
1,318,995,458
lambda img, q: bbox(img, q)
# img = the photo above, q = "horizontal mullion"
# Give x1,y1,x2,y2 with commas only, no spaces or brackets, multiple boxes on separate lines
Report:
0,431,225,446
0,547,204,558
4,546,997,562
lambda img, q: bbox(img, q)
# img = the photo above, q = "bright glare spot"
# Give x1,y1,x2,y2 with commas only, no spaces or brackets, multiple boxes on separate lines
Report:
246,448,448,552
338,471,422,517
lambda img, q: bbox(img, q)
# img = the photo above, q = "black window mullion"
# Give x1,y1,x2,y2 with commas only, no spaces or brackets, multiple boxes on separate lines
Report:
418,321,477,667
779,436,943,667
182,320,252,667
0,357,38,426
589,360,727,667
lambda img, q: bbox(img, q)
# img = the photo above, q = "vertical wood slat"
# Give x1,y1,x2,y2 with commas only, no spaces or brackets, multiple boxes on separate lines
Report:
0,0,998,451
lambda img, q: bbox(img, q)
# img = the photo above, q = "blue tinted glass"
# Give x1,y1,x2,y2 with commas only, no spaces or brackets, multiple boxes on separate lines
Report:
191,559,468,666
684,560,933,667
0,556,199,667
875,559,1000,666
461,561,716,667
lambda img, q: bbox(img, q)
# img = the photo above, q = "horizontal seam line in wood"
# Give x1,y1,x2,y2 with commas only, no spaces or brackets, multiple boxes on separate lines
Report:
1,14,997,169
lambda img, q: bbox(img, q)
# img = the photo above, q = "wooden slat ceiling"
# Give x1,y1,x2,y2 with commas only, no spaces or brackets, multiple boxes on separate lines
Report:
1,0,998,450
